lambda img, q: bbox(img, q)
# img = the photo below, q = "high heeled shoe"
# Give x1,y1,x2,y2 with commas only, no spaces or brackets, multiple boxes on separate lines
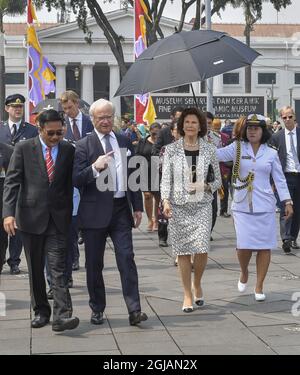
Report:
194,296,205,307
182,305,194,313
237,279,247,293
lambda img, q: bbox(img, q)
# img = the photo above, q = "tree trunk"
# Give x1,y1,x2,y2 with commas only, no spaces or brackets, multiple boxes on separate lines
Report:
244,27,251,93
0,30,5,122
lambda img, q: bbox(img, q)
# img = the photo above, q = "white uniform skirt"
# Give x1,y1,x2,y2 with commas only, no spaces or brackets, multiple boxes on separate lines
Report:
232,211,277,250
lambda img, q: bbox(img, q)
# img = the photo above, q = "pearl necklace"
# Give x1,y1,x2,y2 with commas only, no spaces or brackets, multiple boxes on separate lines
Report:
184,139,199,147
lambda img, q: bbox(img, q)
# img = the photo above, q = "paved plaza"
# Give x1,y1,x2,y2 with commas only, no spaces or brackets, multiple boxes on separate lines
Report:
1,213,300,355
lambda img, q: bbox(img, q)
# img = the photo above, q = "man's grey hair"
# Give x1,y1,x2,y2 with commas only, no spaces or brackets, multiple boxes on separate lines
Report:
89,99,115,118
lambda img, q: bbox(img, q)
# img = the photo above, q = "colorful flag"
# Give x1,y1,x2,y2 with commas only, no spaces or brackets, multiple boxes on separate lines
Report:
27,0,56,109
134,0,156,125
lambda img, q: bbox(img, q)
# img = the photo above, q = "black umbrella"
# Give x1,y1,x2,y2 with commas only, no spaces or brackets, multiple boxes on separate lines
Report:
115,29,260,97
31,98,90,115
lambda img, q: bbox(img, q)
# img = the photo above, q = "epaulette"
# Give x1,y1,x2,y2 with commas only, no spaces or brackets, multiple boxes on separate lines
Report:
268,143,278,151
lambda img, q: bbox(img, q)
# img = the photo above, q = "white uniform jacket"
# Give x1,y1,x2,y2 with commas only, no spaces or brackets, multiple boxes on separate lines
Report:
217,141,291,213
161,137,222,205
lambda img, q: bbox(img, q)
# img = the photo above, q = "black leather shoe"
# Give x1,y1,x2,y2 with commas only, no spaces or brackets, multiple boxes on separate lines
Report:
220,212,231,218
159,240,168,247
31,315,50,329
47,289,53,300
129,311,148,326
10,265,20,275
52,317,80,332
72,261,79,271
282,240,292,253
90,312,104,325
291,241,300,249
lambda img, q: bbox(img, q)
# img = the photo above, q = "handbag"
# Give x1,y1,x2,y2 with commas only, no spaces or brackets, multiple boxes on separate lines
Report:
206,163,215,183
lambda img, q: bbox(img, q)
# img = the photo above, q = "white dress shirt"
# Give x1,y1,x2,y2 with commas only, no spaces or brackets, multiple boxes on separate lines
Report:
69,111,83,138
8,119,22,134
93,130,125,198
284,127,300,172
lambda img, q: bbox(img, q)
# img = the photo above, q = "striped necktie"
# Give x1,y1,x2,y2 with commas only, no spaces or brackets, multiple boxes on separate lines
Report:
45,147,55,183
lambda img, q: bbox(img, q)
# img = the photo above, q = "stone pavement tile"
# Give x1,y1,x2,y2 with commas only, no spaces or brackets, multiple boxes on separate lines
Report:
107,314,164,333
32,334,117,354
0,327,31,339
250,325,300,347
0,338,30,355
31,320,112,337
272,346,300,355
50,350,121,355
232,310,298,327
0,319,30,329
181,344,275,355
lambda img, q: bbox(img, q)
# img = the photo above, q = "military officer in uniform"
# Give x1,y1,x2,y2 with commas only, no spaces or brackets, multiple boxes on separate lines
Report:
216,114,293,301
0,94,38,274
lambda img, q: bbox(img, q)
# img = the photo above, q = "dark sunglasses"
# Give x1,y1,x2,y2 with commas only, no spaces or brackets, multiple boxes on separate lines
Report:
44,130,64,137
282,115,293,120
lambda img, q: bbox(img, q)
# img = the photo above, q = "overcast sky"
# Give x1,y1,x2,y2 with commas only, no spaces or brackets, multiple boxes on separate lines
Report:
4,0,300,24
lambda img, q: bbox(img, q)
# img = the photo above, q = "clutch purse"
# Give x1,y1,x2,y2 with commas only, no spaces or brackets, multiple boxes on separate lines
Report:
206,164,215,183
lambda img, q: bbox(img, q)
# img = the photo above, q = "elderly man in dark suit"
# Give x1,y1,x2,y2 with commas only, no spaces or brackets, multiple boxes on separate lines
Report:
73,98,148,326
0,142,13,274
271,106,300,254
3,109,79,332
0,94,38,275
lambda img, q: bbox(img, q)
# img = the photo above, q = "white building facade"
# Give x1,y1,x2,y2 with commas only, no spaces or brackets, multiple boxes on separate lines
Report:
4,9,300,120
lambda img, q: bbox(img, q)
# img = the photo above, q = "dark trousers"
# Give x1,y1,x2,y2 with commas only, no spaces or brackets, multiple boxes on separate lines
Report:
211,191,218,232
280,173,300,242
7,230,22,268
83,198,141,314
21,221,72,321
220,174,230,215
65,216,79,281
0,223,8,271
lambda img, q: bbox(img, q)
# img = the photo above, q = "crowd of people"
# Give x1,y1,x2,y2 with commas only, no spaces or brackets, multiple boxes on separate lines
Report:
0,90,299,331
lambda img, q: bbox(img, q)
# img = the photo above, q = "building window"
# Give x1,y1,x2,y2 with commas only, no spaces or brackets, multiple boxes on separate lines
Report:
5,73,24,85
295,73,300,85
258,73,276,85
223,73,239,85
295,100,300,122
66,64,81,97
200,81,206,94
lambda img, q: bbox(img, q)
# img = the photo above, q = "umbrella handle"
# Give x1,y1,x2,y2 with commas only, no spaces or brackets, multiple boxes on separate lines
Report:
190,84,199,109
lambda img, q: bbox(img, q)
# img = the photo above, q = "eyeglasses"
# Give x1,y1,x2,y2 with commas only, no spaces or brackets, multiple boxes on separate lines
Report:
94,115,113,122
44,130,64,137
282,115,293,120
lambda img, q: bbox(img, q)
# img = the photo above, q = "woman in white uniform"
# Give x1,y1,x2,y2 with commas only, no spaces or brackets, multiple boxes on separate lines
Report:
217,114,293,301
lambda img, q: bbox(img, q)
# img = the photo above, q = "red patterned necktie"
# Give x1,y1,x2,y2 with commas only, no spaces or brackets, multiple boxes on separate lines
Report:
45,147,55,183
72,118,81,141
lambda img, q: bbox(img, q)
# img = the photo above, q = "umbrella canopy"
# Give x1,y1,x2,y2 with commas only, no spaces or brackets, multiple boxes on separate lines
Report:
115,29,260,96
31,98,90,115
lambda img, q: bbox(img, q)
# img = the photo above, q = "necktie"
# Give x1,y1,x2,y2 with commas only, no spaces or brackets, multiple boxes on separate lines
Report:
104,134,118,191
11,123,17,138
289,132,300,171
45,147,55,183
72,118,81,141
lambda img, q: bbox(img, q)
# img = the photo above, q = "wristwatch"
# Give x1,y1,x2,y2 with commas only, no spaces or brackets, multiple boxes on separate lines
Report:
285,200,293,206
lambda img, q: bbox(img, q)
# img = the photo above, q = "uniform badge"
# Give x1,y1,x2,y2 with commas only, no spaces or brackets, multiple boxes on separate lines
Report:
242,156,251,159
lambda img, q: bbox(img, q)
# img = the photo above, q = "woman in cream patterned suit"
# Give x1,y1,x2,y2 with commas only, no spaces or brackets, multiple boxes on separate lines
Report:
161,108,222,312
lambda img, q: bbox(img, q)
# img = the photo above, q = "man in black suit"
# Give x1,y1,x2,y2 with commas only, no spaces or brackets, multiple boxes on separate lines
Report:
73,99,148,326
3,110,79,332
0,142,13,273
271,106,300,253
0,94,38,275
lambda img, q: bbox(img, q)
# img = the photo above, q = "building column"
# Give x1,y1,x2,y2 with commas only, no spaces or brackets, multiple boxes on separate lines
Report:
55,64,66,98
214,74,223,95
81,62,94,104
108,62,121,116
